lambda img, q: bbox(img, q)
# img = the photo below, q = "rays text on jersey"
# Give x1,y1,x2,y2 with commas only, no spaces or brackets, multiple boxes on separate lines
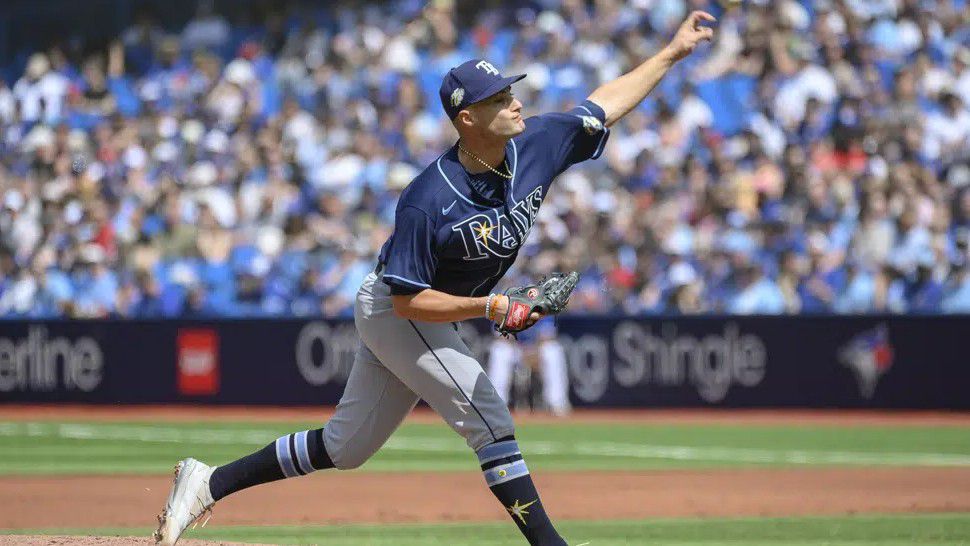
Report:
451,187,543,260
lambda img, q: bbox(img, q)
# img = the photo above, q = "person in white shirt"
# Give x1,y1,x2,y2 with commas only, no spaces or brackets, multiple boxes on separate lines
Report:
923,92,970,163
12,53,69,124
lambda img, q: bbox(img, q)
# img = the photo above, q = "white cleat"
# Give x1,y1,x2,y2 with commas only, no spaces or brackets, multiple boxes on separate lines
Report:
153,458,216,546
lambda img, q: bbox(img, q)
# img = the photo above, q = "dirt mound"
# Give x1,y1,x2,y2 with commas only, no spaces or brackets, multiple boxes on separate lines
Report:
0,538,270,546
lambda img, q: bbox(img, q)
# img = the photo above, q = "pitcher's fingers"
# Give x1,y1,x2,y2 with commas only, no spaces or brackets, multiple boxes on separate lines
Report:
690,10,717,26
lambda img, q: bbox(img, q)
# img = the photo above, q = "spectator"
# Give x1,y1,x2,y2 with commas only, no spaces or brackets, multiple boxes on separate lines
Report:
943,266,970,312
905,253,945,313
12,53,69,124
2,1,970,318
728,262,786,315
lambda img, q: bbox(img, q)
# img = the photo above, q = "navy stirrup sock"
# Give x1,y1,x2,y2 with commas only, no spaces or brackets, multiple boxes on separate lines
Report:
477,437,567,546
208,428,334,501
209,430,566,545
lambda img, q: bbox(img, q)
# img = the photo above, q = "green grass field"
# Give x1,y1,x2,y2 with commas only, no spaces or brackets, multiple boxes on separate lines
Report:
1,418,968,545
2,420,969,475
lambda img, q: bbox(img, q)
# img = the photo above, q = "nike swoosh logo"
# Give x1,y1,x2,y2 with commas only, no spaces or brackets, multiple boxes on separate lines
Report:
442,200,457,215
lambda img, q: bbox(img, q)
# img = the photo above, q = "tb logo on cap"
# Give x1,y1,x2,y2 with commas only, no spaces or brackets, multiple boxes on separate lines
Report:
475,60,499,75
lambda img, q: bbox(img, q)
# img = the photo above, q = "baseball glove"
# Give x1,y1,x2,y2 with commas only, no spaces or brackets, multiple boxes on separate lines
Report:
496,271,580,336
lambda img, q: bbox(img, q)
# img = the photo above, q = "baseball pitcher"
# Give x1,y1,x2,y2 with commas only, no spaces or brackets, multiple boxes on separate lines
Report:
155,11,715,546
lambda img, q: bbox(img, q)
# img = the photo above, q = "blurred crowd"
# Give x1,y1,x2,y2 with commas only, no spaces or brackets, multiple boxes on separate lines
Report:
2,0,970,318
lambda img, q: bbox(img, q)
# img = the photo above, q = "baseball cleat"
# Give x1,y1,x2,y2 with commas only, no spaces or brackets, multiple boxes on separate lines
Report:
153,458,216,545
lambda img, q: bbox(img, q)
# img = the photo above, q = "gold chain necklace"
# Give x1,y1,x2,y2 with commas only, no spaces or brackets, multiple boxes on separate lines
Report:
457,141,513,180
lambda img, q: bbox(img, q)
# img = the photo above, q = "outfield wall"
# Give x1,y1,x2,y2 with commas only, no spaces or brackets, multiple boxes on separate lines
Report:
0,316,966,409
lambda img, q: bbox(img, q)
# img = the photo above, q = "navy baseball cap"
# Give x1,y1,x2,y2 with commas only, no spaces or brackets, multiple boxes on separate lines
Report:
439,59,526,120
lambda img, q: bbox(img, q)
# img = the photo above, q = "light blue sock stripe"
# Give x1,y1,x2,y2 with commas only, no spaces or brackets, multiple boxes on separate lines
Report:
275,436,299,478
483,459,529,487
274,437,287,476
476,440,520,465
294,430,314,474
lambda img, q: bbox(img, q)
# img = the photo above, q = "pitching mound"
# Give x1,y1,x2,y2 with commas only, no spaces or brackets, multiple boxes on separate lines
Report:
0,538,271,546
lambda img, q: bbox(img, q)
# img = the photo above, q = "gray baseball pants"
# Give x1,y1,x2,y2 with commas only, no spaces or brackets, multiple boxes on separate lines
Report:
322,269,514,469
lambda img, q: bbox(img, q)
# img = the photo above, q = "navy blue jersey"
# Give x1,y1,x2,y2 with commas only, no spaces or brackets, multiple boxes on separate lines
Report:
378,100,610,297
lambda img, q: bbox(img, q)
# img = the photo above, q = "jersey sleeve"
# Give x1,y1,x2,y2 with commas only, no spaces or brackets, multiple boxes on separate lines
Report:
381,205,438,295
535,99,611,171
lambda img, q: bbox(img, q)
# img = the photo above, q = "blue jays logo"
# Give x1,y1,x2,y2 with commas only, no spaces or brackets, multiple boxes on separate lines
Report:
838,325,894,399
452,187,543,260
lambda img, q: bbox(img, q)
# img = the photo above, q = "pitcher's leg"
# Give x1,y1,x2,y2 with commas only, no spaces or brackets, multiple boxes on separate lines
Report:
473,437,566,546
323,342,420,469
361,317,513,449
207,341,417,501
361,317,566,545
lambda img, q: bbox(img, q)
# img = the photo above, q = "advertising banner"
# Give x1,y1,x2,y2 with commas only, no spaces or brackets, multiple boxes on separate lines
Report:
0,316,966,409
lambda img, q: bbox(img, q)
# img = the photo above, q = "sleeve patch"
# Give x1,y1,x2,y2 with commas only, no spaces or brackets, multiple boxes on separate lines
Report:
580,115,604,135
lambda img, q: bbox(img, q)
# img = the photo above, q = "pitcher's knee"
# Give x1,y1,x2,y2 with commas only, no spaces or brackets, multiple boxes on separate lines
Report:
323,429,374,470
332,451,368,470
